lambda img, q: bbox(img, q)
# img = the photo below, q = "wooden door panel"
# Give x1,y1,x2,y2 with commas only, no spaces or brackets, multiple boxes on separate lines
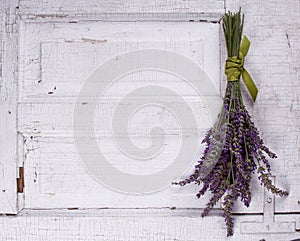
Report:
16,18,267,213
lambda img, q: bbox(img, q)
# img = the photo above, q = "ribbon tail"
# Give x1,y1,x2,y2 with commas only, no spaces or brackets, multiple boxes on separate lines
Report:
240,36,250,57
242,69,258,102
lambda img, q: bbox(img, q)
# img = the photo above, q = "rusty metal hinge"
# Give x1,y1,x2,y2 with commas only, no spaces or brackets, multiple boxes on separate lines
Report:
17,167,24,193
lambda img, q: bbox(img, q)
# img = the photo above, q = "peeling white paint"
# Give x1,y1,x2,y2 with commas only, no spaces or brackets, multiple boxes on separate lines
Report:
0,0,299,239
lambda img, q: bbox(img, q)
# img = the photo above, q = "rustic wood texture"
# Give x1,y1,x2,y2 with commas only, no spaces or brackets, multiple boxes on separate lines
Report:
0,0,299,240
22,135,264,212
0,0,19,214
17,19,265,213
19,21,239,210
226,0,300,213
0,210,299,241
19,0,224,21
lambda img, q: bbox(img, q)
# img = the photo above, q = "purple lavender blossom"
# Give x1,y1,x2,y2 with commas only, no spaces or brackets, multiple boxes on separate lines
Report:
174,81,288,236
173,10,288,236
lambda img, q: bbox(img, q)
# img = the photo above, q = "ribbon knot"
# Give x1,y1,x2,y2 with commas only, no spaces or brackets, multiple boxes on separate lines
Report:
225,56,244,81
224,36,258,102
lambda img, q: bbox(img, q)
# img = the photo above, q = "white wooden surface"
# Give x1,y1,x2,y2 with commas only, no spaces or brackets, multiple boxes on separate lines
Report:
0,210,299,241
19,21,227,209
19,0,224,21
0,0,19,214
0,0,299,240
16,17,268,212
226,0,300,214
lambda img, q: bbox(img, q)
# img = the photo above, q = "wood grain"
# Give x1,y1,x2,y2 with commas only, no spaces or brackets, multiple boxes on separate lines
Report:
226,0,300,214
0,0,19,214
0,209,299,240
19,0,224,22
0,0,299,239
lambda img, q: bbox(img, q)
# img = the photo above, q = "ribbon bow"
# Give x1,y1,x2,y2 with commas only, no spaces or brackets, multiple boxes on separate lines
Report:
225,36,258,102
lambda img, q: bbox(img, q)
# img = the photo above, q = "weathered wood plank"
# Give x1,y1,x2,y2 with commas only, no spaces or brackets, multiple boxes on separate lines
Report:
17,100,218,136
0,0,299,239
0,210,299,240
19,21,221,102
17,20,235,211
226,0,300,214
18,0,224,21
0,0,19,214
23,135,264,212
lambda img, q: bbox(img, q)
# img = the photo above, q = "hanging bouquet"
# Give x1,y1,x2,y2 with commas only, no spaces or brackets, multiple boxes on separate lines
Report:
173,10,288,236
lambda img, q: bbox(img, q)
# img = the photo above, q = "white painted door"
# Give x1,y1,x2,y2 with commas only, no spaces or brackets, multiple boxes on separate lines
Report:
19,17,233,210
0,0,299,240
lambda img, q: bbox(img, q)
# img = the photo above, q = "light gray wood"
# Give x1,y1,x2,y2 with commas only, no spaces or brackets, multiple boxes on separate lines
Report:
18,20,235,210
0,0,299,239
0,209,299,240
19,0,224,21
226,0,300,214
23,135,264,212
0,0,19,214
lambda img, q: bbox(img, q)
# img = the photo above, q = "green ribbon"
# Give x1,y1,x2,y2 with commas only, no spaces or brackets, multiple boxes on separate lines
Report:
225,36,258,102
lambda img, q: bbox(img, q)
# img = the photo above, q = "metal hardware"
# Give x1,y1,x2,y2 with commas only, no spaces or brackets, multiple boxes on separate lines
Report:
241,177,296,234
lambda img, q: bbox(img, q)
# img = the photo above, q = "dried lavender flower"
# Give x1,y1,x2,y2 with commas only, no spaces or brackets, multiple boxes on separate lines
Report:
173,9,288,236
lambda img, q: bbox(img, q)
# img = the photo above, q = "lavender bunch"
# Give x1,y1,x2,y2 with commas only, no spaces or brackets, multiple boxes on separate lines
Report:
173,10,288,236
